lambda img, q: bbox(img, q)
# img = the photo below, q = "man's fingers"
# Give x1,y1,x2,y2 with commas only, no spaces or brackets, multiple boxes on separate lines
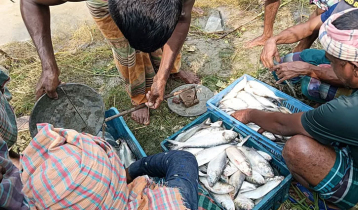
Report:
46,89,58,99
276,76,289,84
257,128,265,134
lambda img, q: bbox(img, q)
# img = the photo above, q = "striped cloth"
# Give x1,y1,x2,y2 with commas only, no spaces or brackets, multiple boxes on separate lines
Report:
0,139,28,210
86,0,181,105
0,67,17,148
276,50,354,103
319,8,358,62
21,124,187,210
312,146,358,209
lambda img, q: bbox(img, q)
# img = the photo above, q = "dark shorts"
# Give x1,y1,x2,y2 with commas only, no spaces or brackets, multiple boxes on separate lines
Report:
311,147,358,209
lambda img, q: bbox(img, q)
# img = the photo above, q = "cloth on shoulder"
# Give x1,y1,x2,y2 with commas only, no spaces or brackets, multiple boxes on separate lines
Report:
20,124,187,210
319,7,358,61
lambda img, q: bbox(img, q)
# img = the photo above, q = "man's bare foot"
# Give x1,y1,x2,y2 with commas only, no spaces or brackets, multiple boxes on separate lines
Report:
131,106,150,125
172,70,200,84
244,35,271,48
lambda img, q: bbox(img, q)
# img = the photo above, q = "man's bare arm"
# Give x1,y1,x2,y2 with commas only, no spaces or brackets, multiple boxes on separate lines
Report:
145,0,194,109
273,15,323,45
20,0,83,100
232,109,311,137
261,15,323,68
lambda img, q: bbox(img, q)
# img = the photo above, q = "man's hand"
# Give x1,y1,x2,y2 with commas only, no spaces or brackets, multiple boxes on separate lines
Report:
231,109,252,124
261,38,280,68
145,77,166,109
35,69,61,100
271,61,311,84
0,165,6,183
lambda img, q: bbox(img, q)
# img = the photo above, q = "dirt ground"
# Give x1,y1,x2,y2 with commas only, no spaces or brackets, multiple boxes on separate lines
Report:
0,0,318,153
0,0,323,208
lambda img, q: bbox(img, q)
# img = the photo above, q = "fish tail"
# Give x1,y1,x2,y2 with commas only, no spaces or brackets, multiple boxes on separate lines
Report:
237,135,251,147
167,140,182,150
275,96,287,104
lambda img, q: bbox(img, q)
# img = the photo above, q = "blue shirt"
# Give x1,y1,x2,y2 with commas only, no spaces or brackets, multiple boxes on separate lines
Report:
320,3,338,22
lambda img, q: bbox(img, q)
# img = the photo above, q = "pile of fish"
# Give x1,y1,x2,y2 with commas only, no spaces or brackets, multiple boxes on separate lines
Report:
117,139,136,168
218,76,292,144
167,118,285,210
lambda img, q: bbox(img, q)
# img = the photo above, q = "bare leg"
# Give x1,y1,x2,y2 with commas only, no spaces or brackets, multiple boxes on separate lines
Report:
245,0,280,48
282,135,336,187
293,7,324,52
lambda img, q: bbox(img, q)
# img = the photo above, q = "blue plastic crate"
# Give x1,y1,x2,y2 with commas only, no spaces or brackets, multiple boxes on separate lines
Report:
105,107,146,159
161,112,292,210
206,74,313,161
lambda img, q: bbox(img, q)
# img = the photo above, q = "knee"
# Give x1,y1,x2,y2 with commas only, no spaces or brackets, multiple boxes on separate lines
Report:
282,135,314,164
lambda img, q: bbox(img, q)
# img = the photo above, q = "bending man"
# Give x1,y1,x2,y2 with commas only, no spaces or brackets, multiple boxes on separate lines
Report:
21,0,200,125
233,9,358,209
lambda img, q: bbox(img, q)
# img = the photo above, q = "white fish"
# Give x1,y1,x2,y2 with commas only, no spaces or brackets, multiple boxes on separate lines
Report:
210,121,223,127
196,144,233,166
251,94,278,109
175,120,209,142
182,148,204,155
241,177,284,199
245,170,266,185
220,98,248,111
246,123,260,132
223,161,239,177
234,194,255,210
257,151,272,161
207,151,228,187
239,181,257,193
221,76,247,102
199,171,208,177
265,176,285,182
263,132,277,141
254,197,263,205
278,106,292,114
220,175,230,184
167,130,238,149
119,140,136,168
210,193,235,210
248,80,286,103
238,146,274,178
229,170,245,197
199,165,207,173
236,91,265,110
190,126,225,139
200,177,235,194
226,146,252,176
